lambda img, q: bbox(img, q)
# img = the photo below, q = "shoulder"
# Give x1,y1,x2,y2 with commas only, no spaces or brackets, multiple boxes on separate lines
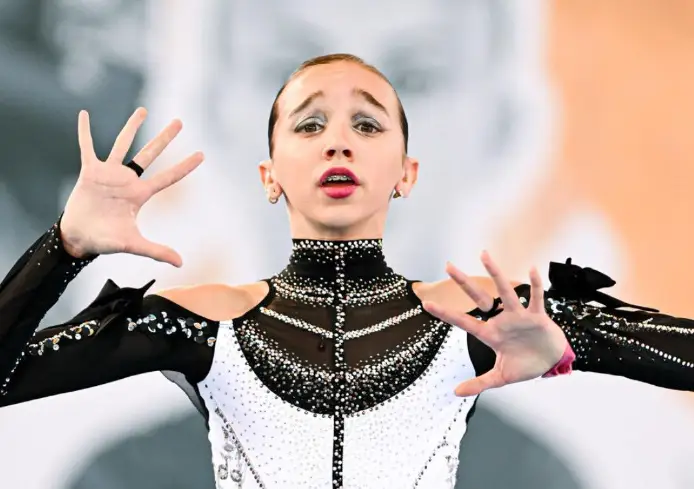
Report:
151,281,269,321
413,276,521,312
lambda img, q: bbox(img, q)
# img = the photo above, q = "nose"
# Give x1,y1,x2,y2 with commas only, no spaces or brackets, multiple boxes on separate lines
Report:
322,144,353,161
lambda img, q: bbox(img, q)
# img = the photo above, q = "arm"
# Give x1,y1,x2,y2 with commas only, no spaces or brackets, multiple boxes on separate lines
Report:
0,108,214,406
0,220,217,407
464,259,694,392
0,217,94,394
533,259,694,390
424,254,694,396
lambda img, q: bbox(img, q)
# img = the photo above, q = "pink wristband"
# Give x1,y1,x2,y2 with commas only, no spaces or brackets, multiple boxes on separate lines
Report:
542,342,576,378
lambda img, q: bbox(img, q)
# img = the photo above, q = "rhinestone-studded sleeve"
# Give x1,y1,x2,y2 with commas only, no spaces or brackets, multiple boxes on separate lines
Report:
541,294,694,390
0,284,218,407
0,219,218,407
0,218,94,393
521,259,694,391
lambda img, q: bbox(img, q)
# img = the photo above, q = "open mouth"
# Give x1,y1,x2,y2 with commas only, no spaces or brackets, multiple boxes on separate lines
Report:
321,174,357,186
319,168,359,187
319,168,359,199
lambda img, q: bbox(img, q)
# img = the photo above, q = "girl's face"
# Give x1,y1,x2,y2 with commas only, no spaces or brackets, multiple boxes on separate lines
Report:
261,61,418,240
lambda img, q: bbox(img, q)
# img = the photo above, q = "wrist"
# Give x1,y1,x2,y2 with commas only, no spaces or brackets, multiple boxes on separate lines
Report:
542,342,576,378
61,238,91,260
56,214,97,260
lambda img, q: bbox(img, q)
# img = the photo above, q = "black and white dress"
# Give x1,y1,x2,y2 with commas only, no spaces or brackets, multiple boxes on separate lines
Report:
1,219,693,488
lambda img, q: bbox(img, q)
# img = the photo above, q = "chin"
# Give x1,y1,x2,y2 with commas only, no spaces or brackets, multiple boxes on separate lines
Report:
314,210,364,230
308,206,379,238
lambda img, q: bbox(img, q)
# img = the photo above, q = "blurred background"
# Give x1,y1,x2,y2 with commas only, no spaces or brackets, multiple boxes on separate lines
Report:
1,0,694,488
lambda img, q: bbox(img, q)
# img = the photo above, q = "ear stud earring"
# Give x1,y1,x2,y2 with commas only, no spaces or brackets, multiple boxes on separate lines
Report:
267,187,280,204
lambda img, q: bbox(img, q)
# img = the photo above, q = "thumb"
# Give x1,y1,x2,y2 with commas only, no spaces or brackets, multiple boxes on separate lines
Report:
125,236,183,267
454,371,504,397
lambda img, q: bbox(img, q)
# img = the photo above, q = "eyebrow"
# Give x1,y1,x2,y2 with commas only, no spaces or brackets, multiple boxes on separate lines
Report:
353,88,388,115
289,90,324,118
287,88,390,118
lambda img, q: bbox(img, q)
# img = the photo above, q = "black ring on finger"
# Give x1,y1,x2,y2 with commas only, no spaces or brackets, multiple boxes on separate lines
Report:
124,160,144,177
488,297,503,314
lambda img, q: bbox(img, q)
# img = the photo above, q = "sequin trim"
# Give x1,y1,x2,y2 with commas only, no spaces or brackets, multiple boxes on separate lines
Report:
259,305,423,341
1,221,94,396
21,311,216,361
272,239,408,308
234,318,451,416
126,311,217,347
27,320,98,356
271,275,408,307
594,310,694,336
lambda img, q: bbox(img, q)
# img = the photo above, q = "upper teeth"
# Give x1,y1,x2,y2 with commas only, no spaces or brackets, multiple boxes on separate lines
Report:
325,175,353,183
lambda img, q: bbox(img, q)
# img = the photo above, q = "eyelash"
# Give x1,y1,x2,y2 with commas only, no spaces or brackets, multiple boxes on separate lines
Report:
295,118,382,135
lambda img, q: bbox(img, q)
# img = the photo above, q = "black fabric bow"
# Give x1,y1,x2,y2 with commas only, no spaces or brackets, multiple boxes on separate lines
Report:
548,258,658,312
52,279,156,333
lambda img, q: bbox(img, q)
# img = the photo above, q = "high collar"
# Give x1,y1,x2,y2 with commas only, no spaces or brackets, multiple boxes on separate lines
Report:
283,239,392,279
272,239,406,306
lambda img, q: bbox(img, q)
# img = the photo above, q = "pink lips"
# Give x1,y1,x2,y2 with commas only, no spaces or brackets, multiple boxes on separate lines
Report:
319,167,359,199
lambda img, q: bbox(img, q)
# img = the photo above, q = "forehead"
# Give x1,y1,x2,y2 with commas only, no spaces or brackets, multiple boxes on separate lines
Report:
277,63,398,117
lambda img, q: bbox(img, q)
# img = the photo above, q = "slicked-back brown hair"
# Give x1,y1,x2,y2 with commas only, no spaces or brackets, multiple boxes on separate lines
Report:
267,53,409,157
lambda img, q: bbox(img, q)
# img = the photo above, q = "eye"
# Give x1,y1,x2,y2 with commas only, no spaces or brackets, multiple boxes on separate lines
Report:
354,119,382,134
296,118,324,133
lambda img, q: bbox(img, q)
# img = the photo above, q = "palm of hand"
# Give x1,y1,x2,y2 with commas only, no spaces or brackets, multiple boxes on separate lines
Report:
423,252,568,397
65,161,148,254
483,308,563,386
60,108,204,266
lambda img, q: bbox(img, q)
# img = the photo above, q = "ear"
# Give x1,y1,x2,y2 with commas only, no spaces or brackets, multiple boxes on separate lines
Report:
258,159,276,188
396,156,419,198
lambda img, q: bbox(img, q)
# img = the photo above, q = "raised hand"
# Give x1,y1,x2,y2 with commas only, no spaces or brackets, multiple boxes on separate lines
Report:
423,251,569,397
60,108,204,267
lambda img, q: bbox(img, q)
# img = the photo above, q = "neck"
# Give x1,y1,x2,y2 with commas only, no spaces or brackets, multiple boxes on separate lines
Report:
287,238,388,278
272,238,407,306
287,212,387,241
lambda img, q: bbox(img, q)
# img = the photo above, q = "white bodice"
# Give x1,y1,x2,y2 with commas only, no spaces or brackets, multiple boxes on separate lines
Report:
198,320,477,489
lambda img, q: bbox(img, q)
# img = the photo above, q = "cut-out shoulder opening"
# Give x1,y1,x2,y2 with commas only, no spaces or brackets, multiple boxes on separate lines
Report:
411,277,526,317
152,280,272,323
411,278,487,315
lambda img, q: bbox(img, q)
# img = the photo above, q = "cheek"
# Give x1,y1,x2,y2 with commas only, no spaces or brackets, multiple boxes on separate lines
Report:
363,162,404,199
274,159,314,197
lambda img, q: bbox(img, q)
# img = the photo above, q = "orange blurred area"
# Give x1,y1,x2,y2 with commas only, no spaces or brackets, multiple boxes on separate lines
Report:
497,0,694,315
548,0,694,405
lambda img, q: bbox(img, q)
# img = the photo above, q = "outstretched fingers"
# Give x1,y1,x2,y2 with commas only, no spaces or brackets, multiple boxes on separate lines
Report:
446,262,495,312
528,266,545,313
107,107,148,163
423,301,488,341
131,118,184,171
77,110,97,165
146,151,205,195
480,251,522,311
